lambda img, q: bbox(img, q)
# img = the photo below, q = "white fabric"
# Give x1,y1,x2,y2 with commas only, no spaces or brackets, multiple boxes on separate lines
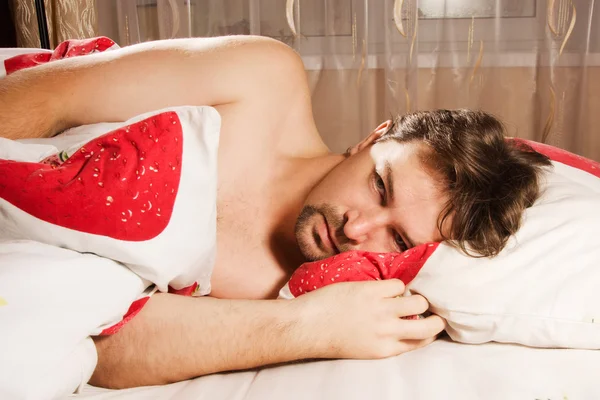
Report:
409,160,600,348
70,339,600,400
0,241,145,400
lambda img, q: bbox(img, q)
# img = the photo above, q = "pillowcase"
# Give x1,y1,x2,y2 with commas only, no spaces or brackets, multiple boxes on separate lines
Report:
280,140,600,349
0,105,221,295
2,37,219,293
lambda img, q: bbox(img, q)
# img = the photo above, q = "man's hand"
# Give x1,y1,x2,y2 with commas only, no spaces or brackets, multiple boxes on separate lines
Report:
295,279,445,359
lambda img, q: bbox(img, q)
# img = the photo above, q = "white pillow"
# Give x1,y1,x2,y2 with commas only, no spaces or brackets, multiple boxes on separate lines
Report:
280,141,600,349
0,240,148,400
410,142,600,348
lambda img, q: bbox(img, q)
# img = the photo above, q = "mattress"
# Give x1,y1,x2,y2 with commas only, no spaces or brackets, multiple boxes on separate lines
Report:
72,338,599,400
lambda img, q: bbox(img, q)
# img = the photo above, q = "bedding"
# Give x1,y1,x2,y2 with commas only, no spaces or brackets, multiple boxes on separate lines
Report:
280,140,600,350
0,38,223,399
1,36,221,293
0,240,147,400
0,105,222,399
71,338,600,400
0,37,117,77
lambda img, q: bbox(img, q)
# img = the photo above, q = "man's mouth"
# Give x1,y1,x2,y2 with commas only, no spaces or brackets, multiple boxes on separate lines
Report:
318,214,339,254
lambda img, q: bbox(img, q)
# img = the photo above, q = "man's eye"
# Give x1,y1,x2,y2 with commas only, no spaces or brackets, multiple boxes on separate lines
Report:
375,173,386,199
394,231,408,252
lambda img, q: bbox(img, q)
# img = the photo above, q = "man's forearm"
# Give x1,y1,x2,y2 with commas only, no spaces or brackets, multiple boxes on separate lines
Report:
0,35,304,141
90,293,312,389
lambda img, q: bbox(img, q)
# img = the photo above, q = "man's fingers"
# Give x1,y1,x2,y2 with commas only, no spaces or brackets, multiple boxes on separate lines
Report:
390,294,429,317
396,314,446,340
373,278,406,297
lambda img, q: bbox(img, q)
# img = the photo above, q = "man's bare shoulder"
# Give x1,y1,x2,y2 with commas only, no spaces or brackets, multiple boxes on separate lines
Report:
143,35,301,63
208,37,324,158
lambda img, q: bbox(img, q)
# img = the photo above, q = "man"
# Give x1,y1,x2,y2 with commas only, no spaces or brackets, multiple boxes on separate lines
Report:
0,35,549,389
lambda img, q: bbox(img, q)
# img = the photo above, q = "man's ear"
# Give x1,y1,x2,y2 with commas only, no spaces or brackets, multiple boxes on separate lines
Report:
346,120,392,156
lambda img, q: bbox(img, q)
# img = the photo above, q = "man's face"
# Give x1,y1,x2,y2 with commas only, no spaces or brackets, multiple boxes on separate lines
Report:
295,140,448,261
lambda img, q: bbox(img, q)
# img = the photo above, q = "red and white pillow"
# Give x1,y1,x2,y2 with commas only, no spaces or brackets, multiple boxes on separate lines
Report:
0,37,225,399
0,105,222,399
1,36,220,294
280,140,600,349
1,105,221,294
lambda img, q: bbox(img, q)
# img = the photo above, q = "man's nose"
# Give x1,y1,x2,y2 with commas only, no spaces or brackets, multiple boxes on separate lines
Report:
343,209,388,243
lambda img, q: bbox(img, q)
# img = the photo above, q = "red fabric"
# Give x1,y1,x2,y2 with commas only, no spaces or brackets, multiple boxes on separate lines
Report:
288,243,439,297
168,282,199,296
100,283,199,336
4,52,51,75
100,296,150,336
0,112,183,241
4,37,116,75
511,138,600,178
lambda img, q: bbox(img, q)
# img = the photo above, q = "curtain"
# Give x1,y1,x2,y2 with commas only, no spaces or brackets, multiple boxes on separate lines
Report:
10,0,98,48
17,0,600,161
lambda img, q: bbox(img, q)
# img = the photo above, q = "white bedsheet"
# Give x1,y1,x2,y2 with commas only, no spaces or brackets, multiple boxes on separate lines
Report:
71,338,599,400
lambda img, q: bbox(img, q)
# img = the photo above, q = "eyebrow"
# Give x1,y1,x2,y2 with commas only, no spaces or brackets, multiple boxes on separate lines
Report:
384,162,395,205
384,161,419,247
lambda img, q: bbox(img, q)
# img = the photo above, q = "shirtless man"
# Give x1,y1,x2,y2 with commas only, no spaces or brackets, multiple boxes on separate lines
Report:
0,35,549,389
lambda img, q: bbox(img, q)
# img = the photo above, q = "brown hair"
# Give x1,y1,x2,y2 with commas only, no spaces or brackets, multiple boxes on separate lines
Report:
380,109,551,258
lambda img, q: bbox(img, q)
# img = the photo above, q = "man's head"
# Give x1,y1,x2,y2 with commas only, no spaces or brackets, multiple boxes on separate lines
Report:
295,109,551,262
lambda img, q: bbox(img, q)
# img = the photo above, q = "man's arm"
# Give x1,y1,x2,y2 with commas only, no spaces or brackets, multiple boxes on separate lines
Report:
0,35,305,140
90,280,445,389
91,294,306,388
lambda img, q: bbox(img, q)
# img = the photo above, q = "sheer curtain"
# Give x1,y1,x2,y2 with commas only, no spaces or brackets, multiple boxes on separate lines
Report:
90,1,598,160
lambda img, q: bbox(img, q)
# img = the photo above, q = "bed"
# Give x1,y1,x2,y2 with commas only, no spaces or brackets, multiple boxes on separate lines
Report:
72,339,598,400
2,43,599,400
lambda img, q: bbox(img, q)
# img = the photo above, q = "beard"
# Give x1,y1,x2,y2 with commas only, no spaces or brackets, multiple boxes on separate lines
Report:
294,204,349,261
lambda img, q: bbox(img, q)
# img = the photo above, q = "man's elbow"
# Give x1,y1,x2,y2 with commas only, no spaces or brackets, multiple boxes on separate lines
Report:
89,334,167,389
89,335,135,389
